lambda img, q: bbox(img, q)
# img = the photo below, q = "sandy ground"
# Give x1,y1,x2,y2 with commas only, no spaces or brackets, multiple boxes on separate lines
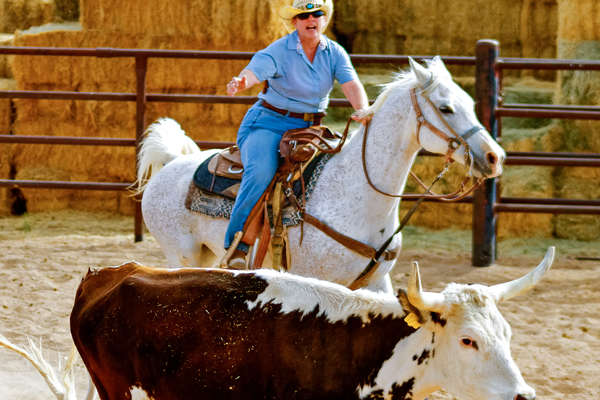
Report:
0,211,598,400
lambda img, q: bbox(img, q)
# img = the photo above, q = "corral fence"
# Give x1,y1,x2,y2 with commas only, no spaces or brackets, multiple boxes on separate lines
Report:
0,39,599,266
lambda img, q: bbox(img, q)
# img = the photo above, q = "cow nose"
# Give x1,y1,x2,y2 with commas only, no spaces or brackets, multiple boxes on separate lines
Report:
515,393,535,400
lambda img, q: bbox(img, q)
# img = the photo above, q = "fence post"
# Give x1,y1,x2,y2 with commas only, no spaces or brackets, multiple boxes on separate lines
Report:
472,39,500,266
134,55,148,242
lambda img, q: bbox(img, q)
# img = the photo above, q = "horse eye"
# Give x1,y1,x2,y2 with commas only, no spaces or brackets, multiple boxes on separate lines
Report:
439,105,454,114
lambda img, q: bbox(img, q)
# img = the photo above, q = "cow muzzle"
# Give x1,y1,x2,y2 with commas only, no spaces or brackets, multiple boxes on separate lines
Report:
514,386,535,400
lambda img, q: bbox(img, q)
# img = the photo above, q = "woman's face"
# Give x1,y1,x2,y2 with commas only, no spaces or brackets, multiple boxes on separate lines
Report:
292,11,327,41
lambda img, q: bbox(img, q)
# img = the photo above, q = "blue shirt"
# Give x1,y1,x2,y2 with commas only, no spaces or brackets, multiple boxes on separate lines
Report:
246,31,358,113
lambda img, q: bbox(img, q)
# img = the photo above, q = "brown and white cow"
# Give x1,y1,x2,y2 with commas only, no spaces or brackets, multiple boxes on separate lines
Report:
70,247,555,400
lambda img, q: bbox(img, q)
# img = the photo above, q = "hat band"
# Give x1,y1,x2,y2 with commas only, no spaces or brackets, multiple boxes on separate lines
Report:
299,2,325,11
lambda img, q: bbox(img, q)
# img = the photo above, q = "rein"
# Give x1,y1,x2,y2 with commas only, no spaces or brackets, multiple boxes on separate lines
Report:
360,87,484,201
349,86,488,289
348,165,448,290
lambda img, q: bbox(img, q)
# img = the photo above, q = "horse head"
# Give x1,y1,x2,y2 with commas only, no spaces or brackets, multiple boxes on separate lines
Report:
407,56,505,179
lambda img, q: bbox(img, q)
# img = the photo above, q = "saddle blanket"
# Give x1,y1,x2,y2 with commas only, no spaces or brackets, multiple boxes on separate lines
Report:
185,153,332,226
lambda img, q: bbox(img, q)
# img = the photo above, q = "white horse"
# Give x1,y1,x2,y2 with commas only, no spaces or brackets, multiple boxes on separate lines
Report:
136,57,505,293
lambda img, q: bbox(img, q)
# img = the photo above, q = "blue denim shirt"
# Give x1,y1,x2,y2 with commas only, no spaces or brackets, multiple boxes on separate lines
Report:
246,31,358,113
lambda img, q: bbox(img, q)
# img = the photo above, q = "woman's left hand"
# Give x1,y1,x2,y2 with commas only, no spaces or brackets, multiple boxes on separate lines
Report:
227,76,247,96
351,109,373,125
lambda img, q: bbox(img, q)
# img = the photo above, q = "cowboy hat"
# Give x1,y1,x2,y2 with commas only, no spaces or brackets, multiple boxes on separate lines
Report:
280,0,334,31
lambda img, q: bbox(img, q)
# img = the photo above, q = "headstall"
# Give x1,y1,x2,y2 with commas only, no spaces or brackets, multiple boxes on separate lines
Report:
360,87,485,202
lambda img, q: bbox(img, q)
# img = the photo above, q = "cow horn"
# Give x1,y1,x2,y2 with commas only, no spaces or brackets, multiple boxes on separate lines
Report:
407,261,446,312
489,246,555,303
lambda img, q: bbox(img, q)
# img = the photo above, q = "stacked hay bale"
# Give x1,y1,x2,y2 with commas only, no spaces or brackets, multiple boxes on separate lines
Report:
0,0,55,33
6,0,288,214
333,0,557,59
495,79,560,238
331,0,562,236
553,0,600,240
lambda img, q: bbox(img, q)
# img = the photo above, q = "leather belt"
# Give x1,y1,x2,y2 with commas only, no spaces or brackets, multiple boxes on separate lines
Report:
261,100,325,125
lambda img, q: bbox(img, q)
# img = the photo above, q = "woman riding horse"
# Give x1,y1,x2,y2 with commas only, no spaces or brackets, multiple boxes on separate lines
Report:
224,0,370,268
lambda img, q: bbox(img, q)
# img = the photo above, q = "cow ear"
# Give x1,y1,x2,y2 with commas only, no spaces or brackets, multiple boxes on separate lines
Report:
397,288,425,328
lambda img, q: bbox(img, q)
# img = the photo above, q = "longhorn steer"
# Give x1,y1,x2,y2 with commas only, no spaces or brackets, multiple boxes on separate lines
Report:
70,248,555,400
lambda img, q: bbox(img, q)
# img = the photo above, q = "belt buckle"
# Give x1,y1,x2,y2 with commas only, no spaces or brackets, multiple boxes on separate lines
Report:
303,113,313,122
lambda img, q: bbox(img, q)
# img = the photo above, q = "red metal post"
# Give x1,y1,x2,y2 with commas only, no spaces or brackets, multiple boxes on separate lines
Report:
134,56,148,242
473,40,500,267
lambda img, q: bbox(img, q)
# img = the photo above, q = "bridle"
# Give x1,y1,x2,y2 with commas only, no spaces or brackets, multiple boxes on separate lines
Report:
350,86,487,289
361,86,485,202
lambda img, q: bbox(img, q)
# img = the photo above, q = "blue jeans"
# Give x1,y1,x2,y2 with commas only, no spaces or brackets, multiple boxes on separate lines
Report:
224,102,312,250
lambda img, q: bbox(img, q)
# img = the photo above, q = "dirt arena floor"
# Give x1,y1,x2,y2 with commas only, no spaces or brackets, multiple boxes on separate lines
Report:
0,211,598,399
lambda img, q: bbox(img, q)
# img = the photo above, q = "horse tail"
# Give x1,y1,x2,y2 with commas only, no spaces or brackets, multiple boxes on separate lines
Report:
132,117,201,194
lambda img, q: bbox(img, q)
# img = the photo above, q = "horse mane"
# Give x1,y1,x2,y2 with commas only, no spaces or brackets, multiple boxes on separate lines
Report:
355,58,447,120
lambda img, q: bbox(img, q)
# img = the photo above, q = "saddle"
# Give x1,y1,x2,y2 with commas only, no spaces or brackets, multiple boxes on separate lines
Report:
198,126,340,199
194,120,396,278
203,125,346,270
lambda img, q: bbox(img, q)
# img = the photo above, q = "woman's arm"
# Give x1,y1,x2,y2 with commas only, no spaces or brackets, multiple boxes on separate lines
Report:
226,69,261,96
341,79,372,125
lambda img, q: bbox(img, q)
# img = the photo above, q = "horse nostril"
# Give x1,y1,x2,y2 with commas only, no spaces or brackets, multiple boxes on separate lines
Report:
486,152,498,166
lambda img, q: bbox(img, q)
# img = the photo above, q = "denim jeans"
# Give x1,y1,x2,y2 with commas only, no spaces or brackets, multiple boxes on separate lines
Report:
224,102,312,250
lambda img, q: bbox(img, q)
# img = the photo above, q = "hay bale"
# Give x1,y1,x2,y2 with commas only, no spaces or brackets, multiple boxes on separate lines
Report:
398,157,475,230
497,166,554,238
0,78,14,132
0,0,56,32
80,0,288,44
54,0,78,21
333,0,557,59
0,78,16,215
0,34,15,79
554,0,600,240
7,1,289,214
501,78,556,129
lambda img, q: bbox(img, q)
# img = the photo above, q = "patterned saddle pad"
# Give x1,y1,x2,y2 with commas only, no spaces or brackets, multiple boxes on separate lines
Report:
184,153,332,227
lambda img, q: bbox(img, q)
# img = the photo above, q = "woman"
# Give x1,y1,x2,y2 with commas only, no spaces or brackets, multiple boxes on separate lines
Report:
225,0,370,268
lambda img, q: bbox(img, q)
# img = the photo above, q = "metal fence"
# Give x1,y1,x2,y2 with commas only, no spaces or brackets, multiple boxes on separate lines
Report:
0,40,598,265
472,40,600,265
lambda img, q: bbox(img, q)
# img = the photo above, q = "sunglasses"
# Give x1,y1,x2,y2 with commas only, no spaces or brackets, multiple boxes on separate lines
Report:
296,10,326,20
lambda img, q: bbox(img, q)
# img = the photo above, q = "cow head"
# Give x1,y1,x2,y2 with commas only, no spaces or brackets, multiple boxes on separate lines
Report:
403,247,554,400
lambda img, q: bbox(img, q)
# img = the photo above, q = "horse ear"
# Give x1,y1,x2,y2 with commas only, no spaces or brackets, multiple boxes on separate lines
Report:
431,55,450,75
408,57,433,88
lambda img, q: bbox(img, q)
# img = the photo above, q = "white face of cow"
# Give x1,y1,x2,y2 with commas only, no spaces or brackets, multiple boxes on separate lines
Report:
423,286,535,400
400,247,554,400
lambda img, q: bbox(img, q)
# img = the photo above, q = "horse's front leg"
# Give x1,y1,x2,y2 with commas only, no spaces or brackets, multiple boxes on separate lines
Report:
364,273,394,294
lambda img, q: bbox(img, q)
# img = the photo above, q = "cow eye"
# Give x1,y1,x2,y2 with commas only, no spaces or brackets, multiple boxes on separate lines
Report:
439,104,454,114
461,337,478,349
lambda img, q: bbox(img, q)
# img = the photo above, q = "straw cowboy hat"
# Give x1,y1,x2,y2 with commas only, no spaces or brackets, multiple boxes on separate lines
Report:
280,0,334,32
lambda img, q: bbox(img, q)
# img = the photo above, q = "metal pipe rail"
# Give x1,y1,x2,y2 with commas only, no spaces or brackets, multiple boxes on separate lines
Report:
498,57,600,70
1,43,599,264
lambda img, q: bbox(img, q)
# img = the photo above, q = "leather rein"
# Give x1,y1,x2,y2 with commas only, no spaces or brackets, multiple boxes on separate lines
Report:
361,87,485,202
347,87,487,290
298,87,487,289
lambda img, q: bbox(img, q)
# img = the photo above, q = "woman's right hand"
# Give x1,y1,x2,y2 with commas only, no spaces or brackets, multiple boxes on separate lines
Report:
226,76,247,96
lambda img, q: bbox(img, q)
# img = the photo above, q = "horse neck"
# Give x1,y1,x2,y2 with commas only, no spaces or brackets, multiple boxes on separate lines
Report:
334,89,420,209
